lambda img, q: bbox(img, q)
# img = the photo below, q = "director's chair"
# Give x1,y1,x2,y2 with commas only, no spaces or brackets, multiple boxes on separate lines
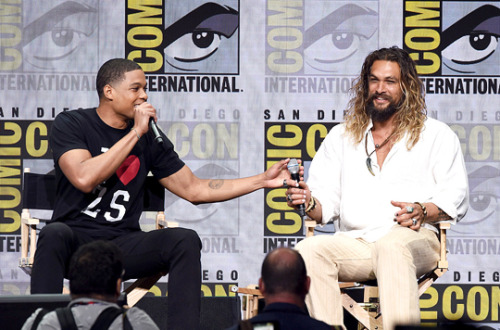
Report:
19,168,173,307
304,219,450,330
235,219,450,330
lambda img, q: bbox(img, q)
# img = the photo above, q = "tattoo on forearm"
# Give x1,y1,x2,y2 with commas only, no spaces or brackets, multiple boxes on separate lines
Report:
437,207,452,221
209,179,224,189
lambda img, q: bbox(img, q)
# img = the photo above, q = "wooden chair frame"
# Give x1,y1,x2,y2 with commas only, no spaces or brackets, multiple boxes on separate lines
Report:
232,285,264,320
236,220,450,330
19,168,171,307
307,219,450,330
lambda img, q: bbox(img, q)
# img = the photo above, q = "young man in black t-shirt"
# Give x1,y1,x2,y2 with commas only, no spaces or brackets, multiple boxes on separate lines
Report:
31,58,297,330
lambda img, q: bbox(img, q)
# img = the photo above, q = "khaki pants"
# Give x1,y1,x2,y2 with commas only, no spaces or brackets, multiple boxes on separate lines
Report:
296,225,440,330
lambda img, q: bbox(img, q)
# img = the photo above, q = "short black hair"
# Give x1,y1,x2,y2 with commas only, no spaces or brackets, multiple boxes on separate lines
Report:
261,248,308,296
96,58,142,99
69,240,123,297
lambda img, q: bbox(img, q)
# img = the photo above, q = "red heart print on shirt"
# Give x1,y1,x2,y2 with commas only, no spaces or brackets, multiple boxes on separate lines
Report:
116,155,140,186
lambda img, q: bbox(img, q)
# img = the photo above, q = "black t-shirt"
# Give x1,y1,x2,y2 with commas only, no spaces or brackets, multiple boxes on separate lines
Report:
50,108,184,239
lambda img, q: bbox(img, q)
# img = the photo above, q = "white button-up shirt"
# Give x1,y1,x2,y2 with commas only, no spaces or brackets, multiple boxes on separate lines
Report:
308,117,469,242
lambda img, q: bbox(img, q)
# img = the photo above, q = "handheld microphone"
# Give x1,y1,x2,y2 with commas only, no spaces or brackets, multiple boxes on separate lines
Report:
287,158,306,218
149,118,164,145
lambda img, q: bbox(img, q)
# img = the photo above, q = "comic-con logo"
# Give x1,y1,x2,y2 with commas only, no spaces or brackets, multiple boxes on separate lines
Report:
125,0,239,74
265,1,379,76
0,0,99,72
404,1,500,76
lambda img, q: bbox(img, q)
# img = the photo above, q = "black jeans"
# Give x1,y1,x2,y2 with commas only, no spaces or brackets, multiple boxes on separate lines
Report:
31,222,202,330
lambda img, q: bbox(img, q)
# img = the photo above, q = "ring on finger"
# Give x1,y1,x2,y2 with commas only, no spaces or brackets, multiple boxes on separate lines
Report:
406,206,414,213
283,179,288,188
412,218,417,226
287,194,292,202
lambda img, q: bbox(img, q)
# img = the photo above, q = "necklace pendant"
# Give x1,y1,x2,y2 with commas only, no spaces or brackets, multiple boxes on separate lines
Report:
366,157,375,176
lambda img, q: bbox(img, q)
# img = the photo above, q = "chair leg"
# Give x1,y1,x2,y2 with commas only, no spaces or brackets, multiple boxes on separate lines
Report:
19,210,39,275
234,285,264,320
124,272,164,307
341,287,383,330
21,211,29,260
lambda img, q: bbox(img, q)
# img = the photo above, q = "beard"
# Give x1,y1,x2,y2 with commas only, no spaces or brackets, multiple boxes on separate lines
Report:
365,94,399,123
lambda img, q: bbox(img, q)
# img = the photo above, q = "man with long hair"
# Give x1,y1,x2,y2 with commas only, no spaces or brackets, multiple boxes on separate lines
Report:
285,47,469,329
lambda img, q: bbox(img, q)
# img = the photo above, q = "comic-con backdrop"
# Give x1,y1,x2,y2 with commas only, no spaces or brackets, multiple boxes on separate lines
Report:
1,1,499,327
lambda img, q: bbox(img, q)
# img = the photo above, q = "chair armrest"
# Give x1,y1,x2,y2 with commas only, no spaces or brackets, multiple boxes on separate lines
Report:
304,219,316,237
21,209,40,225
437,222,450,270
156,212,179,230
155,211,166,229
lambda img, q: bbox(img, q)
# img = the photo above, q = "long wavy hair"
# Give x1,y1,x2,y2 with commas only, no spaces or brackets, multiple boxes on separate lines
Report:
344,46,427,150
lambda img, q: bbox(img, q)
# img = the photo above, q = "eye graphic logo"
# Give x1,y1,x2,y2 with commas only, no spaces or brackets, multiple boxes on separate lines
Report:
441,3,500,75
164,2,239,74
126,1,239,74
163,2,239,73
265,1,378,76
452,165,500,236
304,3,378,75
22,1,99,72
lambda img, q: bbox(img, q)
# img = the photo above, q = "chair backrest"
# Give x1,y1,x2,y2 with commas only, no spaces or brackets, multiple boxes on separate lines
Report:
22,172,57,210
143,176,165,212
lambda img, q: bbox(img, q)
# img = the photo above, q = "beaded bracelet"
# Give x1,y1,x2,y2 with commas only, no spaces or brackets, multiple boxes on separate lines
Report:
414,202,427,222
305,196,316,213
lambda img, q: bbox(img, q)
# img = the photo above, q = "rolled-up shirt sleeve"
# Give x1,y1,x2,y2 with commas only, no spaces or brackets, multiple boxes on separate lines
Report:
426,123,469,223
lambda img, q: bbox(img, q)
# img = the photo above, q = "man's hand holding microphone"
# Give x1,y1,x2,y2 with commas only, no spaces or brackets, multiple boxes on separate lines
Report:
284,159,311,220
133,102,163,144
